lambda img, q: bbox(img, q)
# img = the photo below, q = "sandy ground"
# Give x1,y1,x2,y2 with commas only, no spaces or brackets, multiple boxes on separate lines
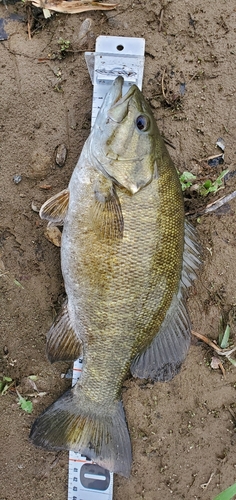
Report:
1,0,236,499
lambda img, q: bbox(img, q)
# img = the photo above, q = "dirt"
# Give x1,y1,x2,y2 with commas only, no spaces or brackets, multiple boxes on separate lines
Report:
0,1,236,499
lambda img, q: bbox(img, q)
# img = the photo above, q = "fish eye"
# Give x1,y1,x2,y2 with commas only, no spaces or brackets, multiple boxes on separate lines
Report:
136,115,150,132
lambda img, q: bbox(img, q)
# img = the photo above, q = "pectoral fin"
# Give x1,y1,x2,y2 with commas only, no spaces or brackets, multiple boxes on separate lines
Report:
40,189,69,224
93,177,123,240
47,300,82,362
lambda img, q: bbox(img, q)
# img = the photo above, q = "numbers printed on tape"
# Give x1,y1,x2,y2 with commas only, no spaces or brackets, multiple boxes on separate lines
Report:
68,35,145,500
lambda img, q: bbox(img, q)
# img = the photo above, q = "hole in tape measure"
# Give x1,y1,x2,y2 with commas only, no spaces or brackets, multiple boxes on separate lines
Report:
116,44,124,51
84,473,106,481
80,463,110,491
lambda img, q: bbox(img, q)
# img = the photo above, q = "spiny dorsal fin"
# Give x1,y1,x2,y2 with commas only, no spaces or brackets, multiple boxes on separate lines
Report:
40,189,69,224
93,177,123,240
130,220,201,382
47,300,82,362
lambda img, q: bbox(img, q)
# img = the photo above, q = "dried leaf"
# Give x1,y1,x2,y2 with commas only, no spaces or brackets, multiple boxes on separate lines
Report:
14,279,24,289
210,356,226,377
39,184,52,190
211,356,222,370
44,225,62,247
31,0,118,14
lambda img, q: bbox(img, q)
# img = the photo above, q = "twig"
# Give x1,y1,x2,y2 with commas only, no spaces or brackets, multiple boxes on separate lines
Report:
26,4,32,40
204,190,236,214
186,189,236,217
219,360,226,377
161,67,167,102
201,472,215,490
163,135,176,149
27,20,32,40
227,406,236,424
192,330,223,353
158,8,164,32
192,330,236,358
187,71,201,85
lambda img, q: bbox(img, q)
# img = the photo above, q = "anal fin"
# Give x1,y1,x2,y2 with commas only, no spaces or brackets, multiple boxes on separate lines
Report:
47,300,82,362
93,177,123,240
40,189,69,224
131,291,191,382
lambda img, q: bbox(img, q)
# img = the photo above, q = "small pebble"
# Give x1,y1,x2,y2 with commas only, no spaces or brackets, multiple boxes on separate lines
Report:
13,174,22,184
55,144,67,167
3,345,9,355
216,137,225,152
29,148,52,179
78,18,93,45
61,368,73,379
31,201,40,213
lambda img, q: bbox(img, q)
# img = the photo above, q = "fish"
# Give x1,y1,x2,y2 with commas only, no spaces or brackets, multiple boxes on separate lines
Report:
30,76,201,477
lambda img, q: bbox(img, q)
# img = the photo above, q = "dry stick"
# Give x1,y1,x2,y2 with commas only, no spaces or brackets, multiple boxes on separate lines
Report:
27,21,32,40
161,67,166,100
204,190,236,214
158,8,164,32
200,472,215,490
192,330,236,357
186,189,236,217
26,5,32,40
187,70,201,85
192,330,223,352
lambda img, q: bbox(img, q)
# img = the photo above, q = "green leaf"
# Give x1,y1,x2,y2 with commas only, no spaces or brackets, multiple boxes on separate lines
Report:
1,384,10,395
0,377,13,395
199,169,229,196
28,375,38,381
204,179,212,189
18,396,33,413
228,357,236,367
14,279,24,289
179,171,196,191
213,482,236,500
16,389,33,413
220,325,230,349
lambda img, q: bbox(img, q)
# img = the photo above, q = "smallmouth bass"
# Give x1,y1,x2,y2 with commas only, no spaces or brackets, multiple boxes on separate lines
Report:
30,77,201,477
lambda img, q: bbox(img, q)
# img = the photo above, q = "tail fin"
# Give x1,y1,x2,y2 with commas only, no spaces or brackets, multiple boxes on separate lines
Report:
30,387,132,477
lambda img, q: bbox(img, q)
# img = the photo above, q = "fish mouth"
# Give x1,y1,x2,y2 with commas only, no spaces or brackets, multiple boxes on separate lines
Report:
108,78,137,123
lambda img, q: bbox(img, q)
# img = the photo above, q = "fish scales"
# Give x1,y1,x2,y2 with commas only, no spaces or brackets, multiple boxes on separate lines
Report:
30,77,201,477
64,165,183,395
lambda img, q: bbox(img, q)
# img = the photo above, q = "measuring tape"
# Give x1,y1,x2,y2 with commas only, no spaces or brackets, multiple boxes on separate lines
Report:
68,36,145,500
